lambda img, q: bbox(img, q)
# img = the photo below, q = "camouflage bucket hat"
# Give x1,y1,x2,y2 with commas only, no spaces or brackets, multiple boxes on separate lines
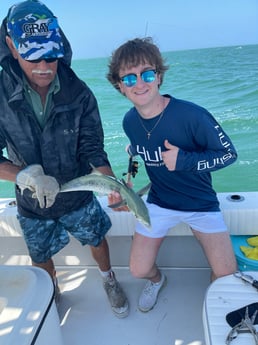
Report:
6,0,64,61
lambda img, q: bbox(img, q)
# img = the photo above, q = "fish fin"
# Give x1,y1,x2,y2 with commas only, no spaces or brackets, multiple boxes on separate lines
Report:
108,199,127,208
137,182,152,197
121,178,151,197
121,178,131,188
89,163,103,176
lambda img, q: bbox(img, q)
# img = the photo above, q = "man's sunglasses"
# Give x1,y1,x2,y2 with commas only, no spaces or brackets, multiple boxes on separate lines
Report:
120,69,157,87
28,58,58,64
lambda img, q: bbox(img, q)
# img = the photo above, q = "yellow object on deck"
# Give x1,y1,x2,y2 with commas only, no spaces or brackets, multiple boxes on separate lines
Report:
240,245,258,260
247,236,258,247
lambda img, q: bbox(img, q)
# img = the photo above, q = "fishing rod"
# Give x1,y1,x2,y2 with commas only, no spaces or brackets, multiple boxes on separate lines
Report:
123,156,139,184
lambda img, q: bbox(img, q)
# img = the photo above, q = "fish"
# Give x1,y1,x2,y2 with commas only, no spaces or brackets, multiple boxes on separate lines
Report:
108,182,151,207
60,166,151,229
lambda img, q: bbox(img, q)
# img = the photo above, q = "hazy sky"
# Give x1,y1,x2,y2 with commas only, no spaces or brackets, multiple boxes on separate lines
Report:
1,0,258,59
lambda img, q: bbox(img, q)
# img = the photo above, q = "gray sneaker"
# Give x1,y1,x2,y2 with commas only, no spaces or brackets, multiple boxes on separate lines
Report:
103,271,129,318
138,272,167,312
53,277,61,306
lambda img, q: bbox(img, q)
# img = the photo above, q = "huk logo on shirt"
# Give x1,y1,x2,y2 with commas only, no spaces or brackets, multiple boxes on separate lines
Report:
197,125,235,170
136,145,164,167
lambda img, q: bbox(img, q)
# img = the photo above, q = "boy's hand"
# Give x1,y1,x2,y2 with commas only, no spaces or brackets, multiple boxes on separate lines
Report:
162,140,179,171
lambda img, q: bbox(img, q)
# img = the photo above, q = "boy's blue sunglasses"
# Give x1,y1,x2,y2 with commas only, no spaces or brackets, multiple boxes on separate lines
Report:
120,69,156,87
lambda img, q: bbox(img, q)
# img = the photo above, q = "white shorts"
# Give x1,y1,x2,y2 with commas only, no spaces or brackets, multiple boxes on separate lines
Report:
136,202,227,238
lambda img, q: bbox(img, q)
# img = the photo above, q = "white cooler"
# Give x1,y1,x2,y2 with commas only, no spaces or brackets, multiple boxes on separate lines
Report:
0,265,63,345
203,271,258,345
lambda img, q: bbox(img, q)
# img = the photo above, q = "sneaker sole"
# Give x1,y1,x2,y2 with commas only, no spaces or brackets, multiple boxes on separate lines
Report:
138,275,167,313
112,301,129,318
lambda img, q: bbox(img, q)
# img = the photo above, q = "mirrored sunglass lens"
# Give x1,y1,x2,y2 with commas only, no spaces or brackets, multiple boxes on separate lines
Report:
141,70,156,83
122,74,137,87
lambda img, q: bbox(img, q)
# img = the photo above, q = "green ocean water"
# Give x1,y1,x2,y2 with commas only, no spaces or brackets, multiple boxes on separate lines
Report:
0,44,257,197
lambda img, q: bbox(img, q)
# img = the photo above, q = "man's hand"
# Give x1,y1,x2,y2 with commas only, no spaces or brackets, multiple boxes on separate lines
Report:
161,140,179,171
16,164,60,208
94,164,130,212
108,191,129,212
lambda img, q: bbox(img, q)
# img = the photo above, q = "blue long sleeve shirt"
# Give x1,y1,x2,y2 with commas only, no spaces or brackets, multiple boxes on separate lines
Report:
123,95,237,212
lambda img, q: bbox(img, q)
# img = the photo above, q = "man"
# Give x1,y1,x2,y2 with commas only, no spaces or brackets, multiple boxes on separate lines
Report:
107,37,237,313
0,0,129,318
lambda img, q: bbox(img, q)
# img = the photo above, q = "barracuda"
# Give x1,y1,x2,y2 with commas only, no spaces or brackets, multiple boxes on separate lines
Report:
60,168,151,229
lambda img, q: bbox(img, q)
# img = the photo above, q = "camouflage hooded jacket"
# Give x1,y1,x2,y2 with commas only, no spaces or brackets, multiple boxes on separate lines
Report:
0,17,110,219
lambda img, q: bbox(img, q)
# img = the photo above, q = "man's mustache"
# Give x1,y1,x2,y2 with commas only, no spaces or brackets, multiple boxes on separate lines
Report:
32,69,53,74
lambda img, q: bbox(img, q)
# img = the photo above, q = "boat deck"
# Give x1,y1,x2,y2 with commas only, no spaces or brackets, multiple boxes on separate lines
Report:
1,193,258,345
57,266,210,345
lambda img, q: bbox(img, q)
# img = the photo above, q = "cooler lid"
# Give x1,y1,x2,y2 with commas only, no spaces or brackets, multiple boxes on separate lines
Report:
0,265,55,345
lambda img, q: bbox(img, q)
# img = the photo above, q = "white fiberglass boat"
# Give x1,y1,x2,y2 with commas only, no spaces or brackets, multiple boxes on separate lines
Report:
0,191,258,345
